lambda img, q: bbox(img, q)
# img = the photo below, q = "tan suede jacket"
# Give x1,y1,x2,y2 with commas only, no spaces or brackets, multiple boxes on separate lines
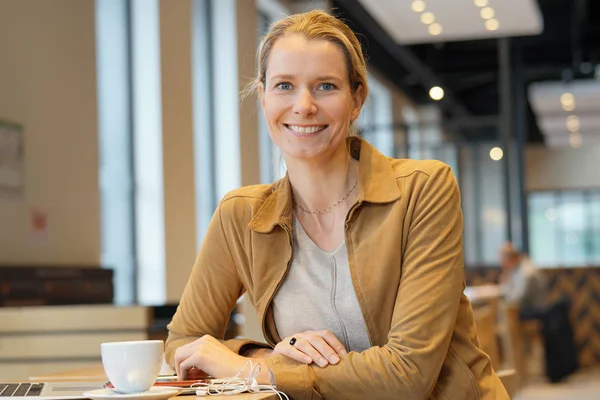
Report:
166,137,509,400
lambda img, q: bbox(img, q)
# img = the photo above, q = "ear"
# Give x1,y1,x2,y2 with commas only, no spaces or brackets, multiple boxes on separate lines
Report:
350,84,366,122
258,81,266,109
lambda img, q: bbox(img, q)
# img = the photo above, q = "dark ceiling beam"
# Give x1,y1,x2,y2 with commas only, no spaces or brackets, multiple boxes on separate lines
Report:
334,0,471,119
446,115,499,130
434,64,595,86
436,71,498,93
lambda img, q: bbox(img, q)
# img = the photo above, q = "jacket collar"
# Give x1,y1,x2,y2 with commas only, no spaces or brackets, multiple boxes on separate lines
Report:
248,136,401,233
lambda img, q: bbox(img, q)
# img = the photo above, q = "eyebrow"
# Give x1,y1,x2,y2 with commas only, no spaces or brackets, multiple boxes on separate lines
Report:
270,74,343,82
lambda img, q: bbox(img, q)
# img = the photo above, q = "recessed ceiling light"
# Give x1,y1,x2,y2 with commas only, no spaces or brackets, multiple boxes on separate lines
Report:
560,92,575,109
560,92,574,104
569,133,582,148
429,23,443,35
474,0,488,7
480,7,495,19
411,0,426,13
485,18,500,31
429,86,444,100
566,115,580,132
421,12,435,25
490,147,503,161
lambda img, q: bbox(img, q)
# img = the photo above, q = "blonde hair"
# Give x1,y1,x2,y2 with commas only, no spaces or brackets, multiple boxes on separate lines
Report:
245,10,369,99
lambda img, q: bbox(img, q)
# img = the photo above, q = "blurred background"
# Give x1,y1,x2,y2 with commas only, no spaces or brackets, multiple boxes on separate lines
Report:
0,0,598,397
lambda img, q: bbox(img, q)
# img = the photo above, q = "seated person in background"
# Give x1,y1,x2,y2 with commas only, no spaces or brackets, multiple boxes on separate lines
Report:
499,242,548,319
164,10,509,400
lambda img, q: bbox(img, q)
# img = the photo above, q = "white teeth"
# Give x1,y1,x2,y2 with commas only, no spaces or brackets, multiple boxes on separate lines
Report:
287,125,326,134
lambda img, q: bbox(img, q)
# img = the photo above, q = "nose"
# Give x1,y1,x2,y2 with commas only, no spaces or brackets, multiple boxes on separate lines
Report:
292,88,317,117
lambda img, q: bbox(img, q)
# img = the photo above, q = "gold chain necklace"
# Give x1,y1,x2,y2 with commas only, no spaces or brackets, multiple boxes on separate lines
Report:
294,181,358,215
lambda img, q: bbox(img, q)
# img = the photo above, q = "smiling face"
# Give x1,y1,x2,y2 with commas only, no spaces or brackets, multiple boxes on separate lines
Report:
258,34,364,162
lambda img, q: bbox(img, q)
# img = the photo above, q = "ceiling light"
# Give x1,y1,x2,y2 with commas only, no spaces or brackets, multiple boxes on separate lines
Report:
429,86,444,100
421,12,435,24
560,92,575,111
411,0,426,13
429,23,443,35
480,7,495,19
490,147,503,161
566,115,580,132
474,0,488,7
569,133,582,148
485,18,500,31
560,92,574,104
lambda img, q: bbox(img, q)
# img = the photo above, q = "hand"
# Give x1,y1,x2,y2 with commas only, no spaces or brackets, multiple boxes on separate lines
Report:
274,330,347,367
174,335,247,380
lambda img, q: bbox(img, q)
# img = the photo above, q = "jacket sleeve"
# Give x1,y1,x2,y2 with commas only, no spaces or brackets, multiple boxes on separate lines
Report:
265,164,464,400
165,201,270,368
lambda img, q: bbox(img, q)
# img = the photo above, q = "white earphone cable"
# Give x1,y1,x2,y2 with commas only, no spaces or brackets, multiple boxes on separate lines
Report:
190,361,288,399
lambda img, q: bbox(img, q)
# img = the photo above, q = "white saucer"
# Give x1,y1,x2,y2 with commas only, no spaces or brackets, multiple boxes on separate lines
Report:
83,386,182,400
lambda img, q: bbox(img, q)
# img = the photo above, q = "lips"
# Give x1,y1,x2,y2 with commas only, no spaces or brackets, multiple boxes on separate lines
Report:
284,124,328,135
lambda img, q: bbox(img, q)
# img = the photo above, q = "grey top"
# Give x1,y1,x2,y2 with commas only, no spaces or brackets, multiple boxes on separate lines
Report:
503,257,548,310
272,215,371,353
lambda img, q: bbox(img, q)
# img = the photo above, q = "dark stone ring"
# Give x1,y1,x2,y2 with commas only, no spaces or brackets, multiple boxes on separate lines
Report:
289,337,297,346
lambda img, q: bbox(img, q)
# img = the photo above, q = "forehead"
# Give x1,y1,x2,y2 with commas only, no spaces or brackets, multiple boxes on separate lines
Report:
266,34,347,79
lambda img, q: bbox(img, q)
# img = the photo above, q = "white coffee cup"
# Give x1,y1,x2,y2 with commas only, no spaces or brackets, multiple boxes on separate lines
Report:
101,340,164,393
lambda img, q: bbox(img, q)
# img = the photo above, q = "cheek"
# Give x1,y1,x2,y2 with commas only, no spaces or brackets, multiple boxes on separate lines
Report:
263,97,286,123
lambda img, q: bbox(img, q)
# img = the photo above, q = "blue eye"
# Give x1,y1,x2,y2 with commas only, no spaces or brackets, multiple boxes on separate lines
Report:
319,83,336,91
276,82,292,90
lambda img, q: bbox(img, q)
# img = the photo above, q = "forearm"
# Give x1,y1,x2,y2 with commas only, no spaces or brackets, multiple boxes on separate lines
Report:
248,357,275,385
242,348,275,385
242,347,274,358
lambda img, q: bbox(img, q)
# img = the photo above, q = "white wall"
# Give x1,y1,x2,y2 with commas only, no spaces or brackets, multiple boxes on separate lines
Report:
0,0,100,265
526,145,600,191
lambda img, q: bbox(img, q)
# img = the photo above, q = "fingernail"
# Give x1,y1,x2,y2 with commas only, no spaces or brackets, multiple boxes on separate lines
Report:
319,359,328,367
340,349,348,355
330,355,340,364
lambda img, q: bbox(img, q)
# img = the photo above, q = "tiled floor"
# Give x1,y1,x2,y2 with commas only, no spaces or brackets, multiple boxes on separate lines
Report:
515,368,600,400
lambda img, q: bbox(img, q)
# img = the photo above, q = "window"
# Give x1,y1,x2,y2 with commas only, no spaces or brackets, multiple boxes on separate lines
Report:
529,190,600,267
95,0,136,305
192,0,217,242
257,11,284,184
460,142,508,267
357,74,394,157
96,0,167,305
257,2,289,183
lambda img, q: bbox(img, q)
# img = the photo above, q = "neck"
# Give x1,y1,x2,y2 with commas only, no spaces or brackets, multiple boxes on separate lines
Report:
285,145,359,214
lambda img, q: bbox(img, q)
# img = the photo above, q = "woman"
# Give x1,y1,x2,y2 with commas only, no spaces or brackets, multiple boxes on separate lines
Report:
166,10,509,400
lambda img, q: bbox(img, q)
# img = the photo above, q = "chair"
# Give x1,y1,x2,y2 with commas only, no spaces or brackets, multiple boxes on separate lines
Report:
473,303,502,371
520,319,544,377
503,305,524,381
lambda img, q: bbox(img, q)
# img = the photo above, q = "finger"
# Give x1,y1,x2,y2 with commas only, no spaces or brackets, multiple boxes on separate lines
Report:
174,347,195,379
299,333,340,365
174,347,191,379
274,341,311,363
317,330,348,356
274,342,313,364
292,336,330,367
179,355,201,380
174,338,205,379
